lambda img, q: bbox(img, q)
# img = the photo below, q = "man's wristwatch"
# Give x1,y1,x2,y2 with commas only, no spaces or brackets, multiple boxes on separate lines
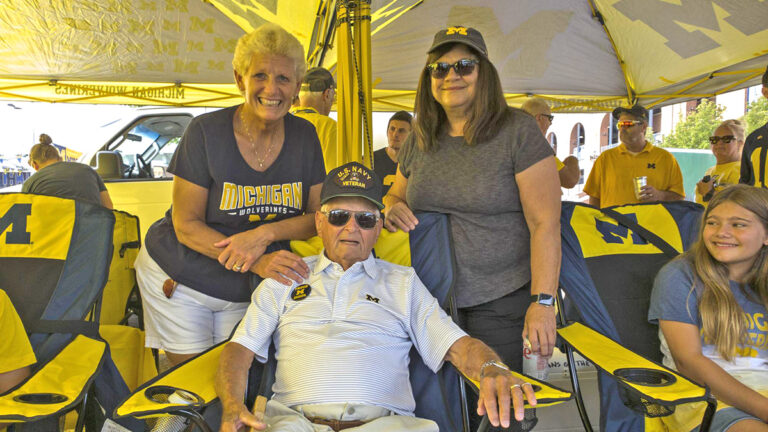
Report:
531,293,555,307
479,360,510,378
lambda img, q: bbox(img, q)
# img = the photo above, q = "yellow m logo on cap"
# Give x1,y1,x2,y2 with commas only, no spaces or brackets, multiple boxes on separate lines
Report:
446,26,467,35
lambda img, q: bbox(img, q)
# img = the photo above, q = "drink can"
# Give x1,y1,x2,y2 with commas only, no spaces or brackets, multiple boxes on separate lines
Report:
633,176,647,200
522,338,549,380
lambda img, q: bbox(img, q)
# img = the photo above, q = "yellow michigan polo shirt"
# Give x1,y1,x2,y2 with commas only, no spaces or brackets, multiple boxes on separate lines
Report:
584,141,685,208
290,107,339,173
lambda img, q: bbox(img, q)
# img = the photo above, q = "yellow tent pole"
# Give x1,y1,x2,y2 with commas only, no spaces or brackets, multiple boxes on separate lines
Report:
336,2,353,167
335,0,372,167
359,0,373,168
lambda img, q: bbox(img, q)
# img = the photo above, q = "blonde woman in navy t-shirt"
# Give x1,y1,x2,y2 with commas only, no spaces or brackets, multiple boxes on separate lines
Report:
135,23,325,367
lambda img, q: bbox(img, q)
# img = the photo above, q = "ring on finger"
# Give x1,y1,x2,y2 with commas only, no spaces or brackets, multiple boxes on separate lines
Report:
510,384,521,391
233,264,242,271
522,382,533,388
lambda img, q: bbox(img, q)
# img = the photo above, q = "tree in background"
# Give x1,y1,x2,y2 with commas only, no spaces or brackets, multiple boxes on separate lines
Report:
743,96,768,135
662,99,724,149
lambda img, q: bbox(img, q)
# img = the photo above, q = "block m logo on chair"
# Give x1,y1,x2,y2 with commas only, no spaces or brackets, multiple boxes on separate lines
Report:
0,202,32,244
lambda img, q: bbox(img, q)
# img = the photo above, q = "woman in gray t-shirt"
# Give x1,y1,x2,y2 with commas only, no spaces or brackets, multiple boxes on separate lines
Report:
383,27,561,385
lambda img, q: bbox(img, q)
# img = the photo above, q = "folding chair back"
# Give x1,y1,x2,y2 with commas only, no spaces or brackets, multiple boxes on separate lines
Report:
99,210,141,325
558,201,705,431
0,192,115,362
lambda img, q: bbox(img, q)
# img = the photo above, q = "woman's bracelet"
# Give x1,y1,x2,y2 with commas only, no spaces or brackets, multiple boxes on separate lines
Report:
479,360,510,379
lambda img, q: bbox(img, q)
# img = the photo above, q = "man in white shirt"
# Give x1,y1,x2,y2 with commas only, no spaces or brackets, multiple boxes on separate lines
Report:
217,162,537,431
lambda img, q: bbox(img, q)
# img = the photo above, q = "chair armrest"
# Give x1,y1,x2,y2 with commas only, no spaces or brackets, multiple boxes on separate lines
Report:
0,335,106,423
460,368,573,409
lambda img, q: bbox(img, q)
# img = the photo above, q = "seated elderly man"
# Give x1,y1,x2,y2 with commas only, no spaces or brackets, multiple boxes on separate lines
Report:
216,162,536,432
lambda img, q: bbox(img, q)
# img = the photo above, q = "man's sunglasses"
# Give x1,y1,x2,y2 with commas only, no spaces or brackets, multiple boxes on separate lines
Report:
617,120,643,129
426,59,479,79
321,209,380,229
709,135,736,145
538,113,554,122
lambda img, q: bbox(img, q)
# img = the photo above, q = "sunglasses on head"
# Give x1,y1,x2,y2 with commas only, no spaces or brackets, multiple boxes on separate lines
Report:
709,135,736,145
426,59,479,79
617,120,643,129
321,209,380,229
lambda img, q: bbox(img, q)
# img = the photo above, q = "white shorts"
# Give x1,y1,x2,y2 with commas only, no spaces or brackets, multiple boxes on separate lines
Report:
134,246,249,354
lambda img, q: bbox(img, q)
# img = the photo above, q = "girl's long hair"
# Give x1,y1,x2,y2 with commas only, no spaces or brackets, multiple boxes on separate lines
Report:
687,184,768,360
412,43,512,151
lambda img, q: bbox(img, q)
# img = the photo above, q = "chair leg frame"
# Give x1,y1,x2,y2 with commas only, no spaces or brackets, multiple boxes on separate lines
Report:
556,292,594,432
698,396,717,432
176,408,213,432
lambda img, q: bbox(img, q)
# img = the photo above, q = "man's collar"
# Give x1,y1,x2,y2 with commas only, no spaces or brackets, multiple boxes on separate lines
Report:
313,250,379,279
290,106,319,115
618,140,652,154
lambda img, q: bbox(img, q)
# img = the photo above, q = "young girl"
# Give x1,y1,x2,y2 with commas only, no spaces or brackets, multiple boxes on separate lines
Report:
650,184,768,431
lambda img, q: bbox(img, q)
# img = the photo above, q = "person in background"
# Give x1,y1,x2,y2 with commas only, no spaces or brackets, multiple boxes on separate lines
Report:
134,23,325,369
740,65,768,187
696,119,745,206
383,26,560,430
290,67,339,172
0,289,35,429
521,98,579,189
373,110,413,195
649,185,768,431
584,104,684,207
22,134,113,208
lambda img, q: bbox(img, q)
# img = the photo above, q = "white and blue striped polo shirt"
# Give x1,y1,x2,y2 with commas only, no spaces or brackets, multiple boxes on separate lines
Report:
230,252,467,416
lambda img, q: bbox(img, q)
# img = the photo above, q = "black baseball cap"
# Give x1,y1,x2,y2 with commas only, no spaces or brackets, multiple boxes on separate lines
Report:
321,162,384,210
428,26,488,59
612,104,648,121
302,67,335,92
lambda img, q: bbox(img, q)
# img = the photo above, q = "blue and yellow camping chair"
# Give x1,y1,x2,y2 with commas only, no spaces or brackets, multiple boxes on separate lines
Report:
557,200,716,432
0,193,116,431
114,212,572,431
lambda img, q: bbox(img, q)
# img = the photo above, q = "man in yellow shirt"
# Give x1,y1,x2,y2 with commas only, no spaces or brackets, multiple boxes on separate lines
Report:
0,289,35,428
584,104,684,208
521,98,580,188
290,67,338,172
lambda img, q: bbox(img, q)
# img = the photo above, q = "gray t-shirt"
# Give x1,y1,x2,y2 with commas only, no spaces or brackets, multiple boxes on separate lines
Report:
21,161,106,206
398,109,553,307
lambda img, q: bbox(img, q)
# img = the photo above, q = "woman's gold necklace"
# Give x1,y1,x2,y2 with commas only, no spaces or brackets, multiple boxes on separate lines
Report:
240,110,277,169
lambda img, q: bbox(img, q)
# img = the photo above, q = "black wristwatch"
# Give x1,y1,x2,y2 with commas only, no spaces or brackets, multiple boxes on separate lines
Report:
531,293,555,307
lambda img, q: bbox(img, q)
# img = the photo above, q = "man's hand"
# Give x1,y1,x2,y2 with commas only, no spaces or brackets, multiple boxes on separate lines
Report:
522,303,556,357
220,401,265,432
383,202,418,232
252,250,309,285
639,184,662,202
477,366,537,427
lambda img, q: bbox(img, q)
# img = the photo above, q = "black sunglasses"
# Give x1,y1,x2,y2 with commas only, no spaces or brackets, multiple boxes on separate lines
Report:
426,59,479,79
709,135,736,145
539,113,554,122
321,209,380,229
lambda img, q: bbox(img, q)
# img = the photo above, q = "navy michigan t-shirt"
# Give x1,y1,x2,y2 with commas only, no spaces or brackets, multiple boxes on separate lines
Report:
146,106,325,302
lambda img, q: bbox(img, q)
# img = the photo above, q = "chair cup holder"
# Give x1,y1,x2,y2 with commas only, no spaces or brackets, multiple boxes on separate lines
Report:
144,386,202,406
613,368,676,417
13,393,68,404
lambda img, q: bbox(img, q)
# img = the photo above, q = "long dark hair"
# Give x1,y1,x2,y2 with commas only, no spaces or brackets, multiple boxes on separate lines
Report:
413,43,512,151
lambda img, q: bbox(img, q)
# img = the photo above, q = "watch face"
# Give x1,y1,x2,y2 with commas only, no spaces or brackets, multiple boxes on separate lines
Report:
533,294,555,306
